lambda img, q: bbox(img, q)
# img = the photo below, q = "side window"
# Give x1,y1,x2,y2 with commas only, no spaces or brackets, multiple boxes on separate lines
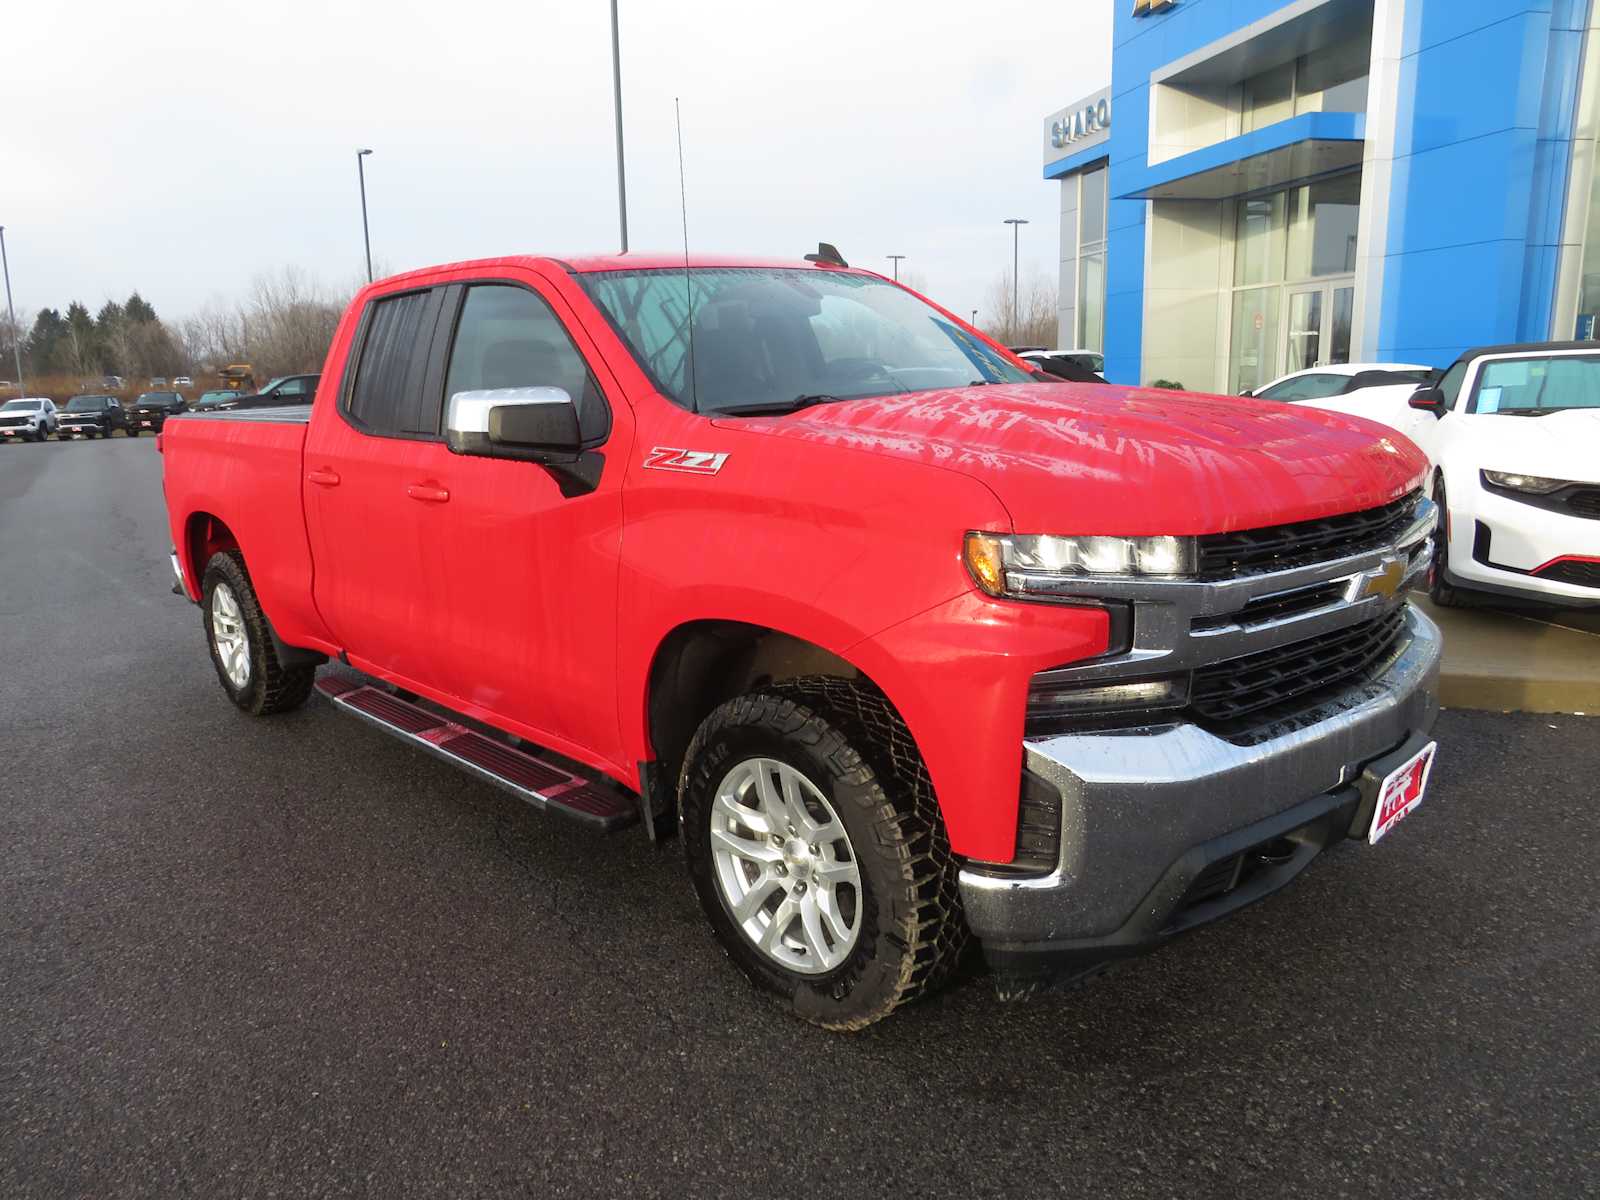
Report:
346,288,444,437
443,284,610,442
1260,373,1342,400
1436,361,1467,409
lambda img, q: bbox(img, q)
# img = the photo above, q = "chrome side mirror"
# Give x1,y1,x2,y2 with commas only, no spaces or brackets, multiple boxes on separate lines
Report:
446,387,581,461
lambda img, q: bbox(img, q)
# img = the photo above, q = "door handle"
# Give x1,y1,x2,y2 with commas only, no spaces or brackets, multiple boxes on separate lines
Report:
306,467,341,487
406,483,450,503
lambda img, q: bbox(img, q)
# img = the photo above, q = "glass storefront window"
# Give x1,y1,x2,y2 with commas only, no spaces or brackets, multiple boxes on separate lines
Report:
1242,62,1294,132
1075,166,1108,352
1241,32,1371,131
1294,34,1370,115
1286,174,1361,278
1234,193,1287,285
1080,165,1107,245
1077,253,1105,353
1230,287,1281,393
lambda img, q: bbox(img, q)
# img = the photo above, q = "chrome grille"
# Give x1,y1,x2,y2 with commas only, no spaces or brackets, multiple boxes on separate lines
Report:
1190,609,1408,727
1196,491,1423,578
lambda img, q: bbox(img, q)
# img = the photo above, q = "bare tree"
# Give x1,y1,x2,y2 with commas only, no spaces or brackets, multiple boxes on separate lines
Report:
238,267,347,377
0,306,31,384
983,270,1059,347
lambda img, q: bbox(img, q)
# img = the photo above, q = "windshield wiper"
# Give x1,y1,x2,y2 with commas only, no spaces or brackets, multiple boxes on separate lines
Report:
713,394,846,417
1497,407,1561,417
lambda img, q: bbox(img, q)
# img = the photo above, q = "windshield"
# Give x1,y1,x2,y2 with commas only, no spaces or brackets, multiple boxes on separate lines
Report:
198,391,238,402
1,400,42,411
580,267,1032,414
65,396,108,411
136,393,179,406
1469,355,1600,414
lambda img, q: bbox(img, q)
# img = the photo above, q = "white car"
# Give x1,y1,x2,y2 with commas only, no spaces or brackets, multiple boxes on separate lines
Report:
1390,343,1600,610
1246,362,1435,408
0,397,59,442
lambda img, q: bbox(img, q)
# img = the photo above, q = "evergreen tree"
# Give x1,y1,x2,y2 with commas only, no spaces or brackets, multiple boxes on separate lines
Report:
125,292,157,324
26,308,67,372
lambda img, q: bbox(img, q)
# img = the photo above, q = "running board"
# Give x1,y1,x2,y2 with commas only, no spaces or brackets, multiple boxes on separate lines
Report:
315,676,638,832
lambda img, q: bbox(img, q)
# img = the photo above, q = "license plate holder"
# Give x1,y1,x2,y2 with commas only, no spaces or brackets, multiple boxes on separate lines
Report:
1369,741,1436,844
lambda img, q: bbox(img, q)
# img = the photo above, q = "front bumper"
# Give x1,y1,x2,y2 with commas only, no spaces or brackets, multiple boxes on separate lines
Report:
0,425,38,437
1448,484,1600,607
959,604,1441,978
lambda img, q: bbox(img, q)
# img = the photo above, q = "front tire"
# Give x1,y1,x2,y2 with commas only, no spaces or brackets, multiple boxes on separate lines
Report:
200,550,316,715
680,676,967,1030
1429,476,1465,607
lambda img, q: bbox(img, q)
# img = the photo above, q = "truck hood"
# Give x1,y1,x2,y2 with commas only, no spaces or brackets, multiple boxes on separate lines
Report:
1460,408,1600,482
716,382,1426,535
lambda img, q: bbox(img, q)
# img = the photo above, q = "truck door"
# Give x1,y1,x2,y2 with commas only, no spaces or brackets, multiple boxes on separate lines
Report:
302,284,457,688
421,274,630,762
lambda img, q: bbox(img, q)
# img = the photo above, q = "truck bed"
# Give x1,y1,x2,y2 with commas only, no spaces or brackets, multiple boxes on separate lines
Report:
162,410,328,654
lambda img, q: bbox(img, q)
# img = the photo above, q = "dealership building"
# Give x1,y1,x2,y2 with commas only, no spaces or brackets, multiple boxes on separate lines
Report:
1045,0,1600,390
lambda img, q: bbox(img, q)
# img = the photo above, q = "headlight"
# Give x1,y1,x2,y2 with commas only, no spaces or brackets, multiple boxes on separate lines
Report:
1481,470,1574,495
965,531,1196,598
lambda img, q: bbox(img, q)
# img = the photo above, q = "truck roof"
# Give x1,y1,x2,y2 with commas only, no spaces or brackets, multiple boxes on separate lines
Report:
372,253,873,288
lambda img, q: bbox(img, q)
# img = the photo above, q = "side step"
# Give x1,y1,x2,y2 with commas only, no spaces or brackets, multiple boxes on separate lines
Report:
315,676,638,832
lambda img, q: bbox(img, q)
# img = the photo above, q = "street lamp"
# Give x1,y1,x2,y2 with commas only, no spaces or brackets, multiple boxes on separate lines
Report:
356,149,374,283
610,0,629,253
887,254,907,281
1003,218,1029,341
0,226,23,395
971,309,978,326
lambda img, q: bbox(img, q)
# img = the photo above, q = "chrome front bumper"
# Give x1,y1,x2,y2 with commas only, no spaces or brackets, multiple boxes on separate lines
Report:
959,604,1441,966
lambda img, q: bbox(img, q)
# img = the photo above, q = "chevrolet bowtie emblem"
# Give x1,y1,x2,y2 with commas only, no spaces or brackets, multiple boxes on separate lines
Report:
1354,558,1407,603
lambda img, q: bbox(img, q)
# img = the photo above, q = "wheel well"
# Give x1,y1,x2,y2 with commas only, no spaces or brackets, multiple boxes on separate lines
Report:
186,512,240,584
645,621,866,783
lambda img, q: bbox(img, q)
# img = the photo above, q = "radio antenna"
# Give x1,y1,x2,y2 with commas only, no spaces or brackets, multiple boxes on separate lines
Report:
675,96,699,413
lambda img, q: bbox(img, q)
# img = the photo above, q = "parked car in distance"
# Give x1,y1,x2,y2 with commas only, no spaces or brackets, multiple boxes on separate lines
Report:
1244,362,1435,401
102,375,126,390
149,377,169,388
1396,342,1600,610
1018,350,1107,383
255,373,320,402
173,376,194,387
191,390,244,412
57,394,128,439
160,251,1442,1029
0,397,59,441
127,391,187,435
1013,347,1107,376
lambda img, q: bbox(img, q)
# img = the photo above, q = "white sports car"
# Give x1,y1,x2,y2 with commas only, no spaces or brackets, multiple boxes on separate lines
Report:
1379,343,1600,610
1245,362,1435,406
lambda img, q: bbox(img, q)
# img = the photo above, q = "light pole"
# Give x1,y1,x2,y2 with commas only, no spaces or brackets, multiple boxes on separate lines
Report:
971,309,978,327
887,254,907,281
356,149,374,283
1003,218,1029,341
0,226,22,395
610,0,629,253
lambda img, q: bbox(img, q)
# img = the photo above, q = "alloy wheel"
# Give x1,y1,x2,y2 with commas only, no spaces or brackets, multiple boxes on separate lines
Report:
709,756,863,975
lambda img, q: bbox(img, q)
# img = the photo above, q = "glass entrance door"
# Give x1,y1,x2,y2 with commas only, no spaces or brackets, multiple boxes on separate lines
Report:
1282,279,1355,372
1285,288,1323,373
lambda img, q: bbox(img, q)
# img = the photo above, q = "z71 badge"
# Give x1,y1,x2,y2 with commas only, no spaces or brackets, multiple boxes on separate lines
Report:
643,447,729,475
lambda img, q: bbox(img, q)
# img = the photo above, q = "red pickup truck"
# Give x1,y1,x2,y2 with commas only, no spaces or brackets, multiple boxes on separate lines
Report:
161,252,1442,1028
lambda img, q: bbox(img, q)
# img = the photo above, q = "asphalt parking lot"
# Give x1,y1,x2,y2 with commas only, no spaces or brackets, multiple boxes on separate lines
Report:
2,437,1596,1198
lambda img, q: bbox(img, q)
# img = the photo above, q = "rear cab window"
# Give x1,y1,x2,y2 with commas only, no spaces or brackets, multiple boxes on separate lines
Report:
341,278,610,444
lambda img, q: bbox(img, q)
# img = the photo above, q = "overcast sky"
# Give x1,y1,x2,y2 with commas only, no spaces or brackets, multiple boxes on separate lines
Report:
8,0,1112,328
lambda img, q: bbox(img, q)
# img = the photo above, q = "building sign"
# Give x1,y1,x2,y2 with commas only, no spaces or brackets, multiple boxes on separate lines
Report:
1044,88,1112,162
1132,0,1176,15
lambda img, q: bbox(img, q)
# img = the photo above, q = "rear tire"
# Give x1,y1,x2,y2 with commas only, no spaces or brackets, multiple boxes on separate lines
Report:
680,676,967,1030
200,550,316,716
